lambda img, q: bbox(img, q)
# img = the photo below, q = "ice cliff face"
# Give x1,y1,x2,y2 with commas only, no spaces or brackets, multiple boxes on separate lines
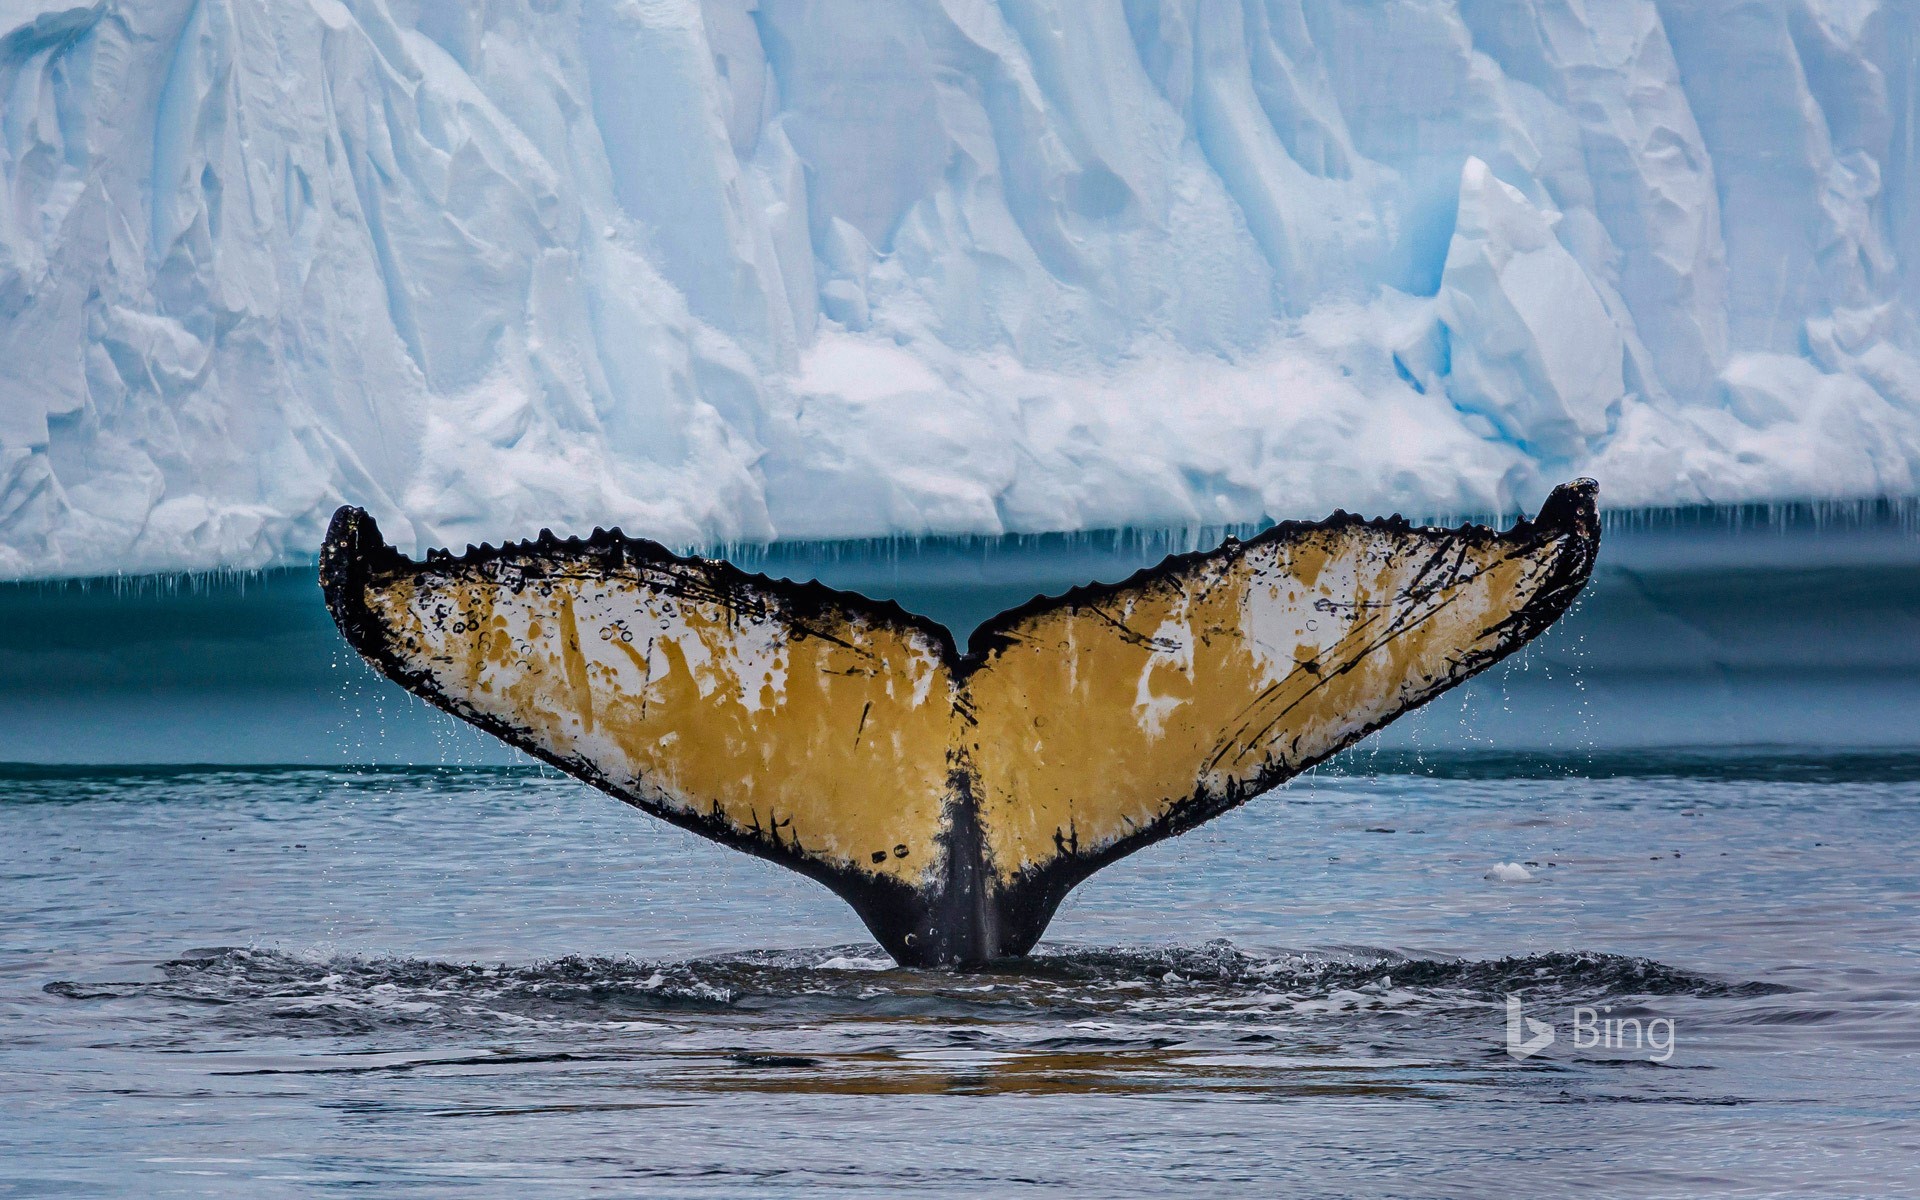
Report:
3,0,1919,576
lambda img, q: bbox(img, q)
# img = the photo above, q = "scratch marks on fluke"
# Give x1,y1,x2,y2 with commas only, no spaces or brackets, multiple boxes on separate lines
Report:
321,480,1601,966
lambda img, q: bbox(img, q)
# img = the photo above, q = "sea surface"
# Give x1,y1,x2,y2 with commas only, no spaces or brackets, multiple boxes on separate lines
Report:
5,510,1918,1195
6,758,1919,1196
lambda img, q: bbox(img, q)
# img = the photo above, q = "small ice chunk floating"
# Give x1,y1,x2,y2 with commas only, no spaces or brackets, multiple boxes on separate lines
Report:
322,481,1599,967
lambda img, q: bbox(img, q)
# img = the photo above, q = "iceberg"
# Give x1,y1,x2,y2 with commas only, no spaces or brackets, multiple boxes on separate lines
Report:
2,0,1918,577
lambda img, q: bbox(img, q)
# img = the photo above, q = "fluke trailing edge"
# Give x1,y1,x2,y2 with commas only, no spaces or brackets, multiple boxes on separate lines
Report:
321,481,1601,966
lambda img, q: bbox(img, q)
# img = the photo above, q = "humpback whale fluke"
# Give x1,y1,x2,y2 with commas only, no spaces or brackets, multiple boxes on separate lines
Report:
321,480,1600,966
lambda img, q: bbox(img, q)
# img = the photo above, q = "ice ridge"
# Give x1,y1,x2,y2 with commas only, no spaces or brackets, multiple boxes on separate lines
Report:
2,0,1918,577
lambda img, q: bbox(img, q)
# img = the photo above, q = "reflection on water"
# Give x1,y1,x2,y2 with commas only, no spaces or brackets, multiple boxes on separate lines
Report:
5,764,1920,1194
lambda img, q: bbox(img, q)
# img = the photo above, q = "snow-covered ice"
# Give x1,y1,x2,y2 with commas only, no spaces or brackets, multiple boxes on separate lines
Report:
3,0,1919,576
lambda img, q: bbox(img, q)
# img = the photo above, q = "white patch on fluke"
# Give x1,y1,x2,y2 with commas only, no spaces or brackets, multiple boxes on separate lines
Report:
1132,617,1195,737
1241,542,1362,688
902,639,944,711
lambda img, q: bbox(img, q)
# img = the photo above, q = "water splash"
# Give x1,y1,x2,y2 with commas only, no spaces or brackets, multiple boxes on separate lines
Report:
44,942,1782,1042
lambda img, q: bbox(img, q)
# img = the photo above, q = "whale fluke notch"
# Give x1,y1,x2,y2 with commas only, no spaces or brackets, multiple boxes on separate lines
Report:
321,481,1600,967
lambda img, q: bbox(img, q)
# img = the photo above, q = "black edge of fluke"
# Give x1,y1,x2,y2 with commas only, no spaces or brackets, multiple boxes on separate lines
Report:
320,506,396,668
1507,477,1601,633
1537,476,1600,533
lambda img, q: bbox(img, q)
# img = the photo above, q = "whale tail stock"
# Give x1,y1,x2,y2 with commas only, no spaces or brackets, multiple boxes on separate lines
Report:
322,481,1599,967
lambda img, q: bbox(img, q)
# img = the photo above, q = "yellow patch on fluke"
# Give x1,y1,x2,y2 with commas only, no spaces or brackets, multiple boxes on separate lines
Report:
322,481,1600,966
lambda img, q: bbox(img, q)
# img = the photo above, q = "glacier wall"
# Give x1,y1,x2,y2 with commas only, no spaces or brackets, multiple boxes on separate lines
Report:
3,0,1919,576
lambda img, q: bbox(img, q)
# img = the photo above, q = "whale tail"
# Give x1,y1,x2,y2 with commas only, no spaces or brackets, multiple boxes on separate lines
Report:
322,481,1600,966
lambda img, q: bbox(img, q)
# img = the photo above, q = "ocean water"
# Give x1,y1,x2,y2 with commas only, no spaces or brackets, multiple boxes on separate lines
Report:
6,759,1920,1196
5,510,1918,1195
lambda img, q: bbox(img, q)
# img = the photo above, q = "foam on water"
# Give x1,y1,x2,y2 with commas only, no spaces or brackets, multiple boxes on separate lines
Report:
46,941,1779,1042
